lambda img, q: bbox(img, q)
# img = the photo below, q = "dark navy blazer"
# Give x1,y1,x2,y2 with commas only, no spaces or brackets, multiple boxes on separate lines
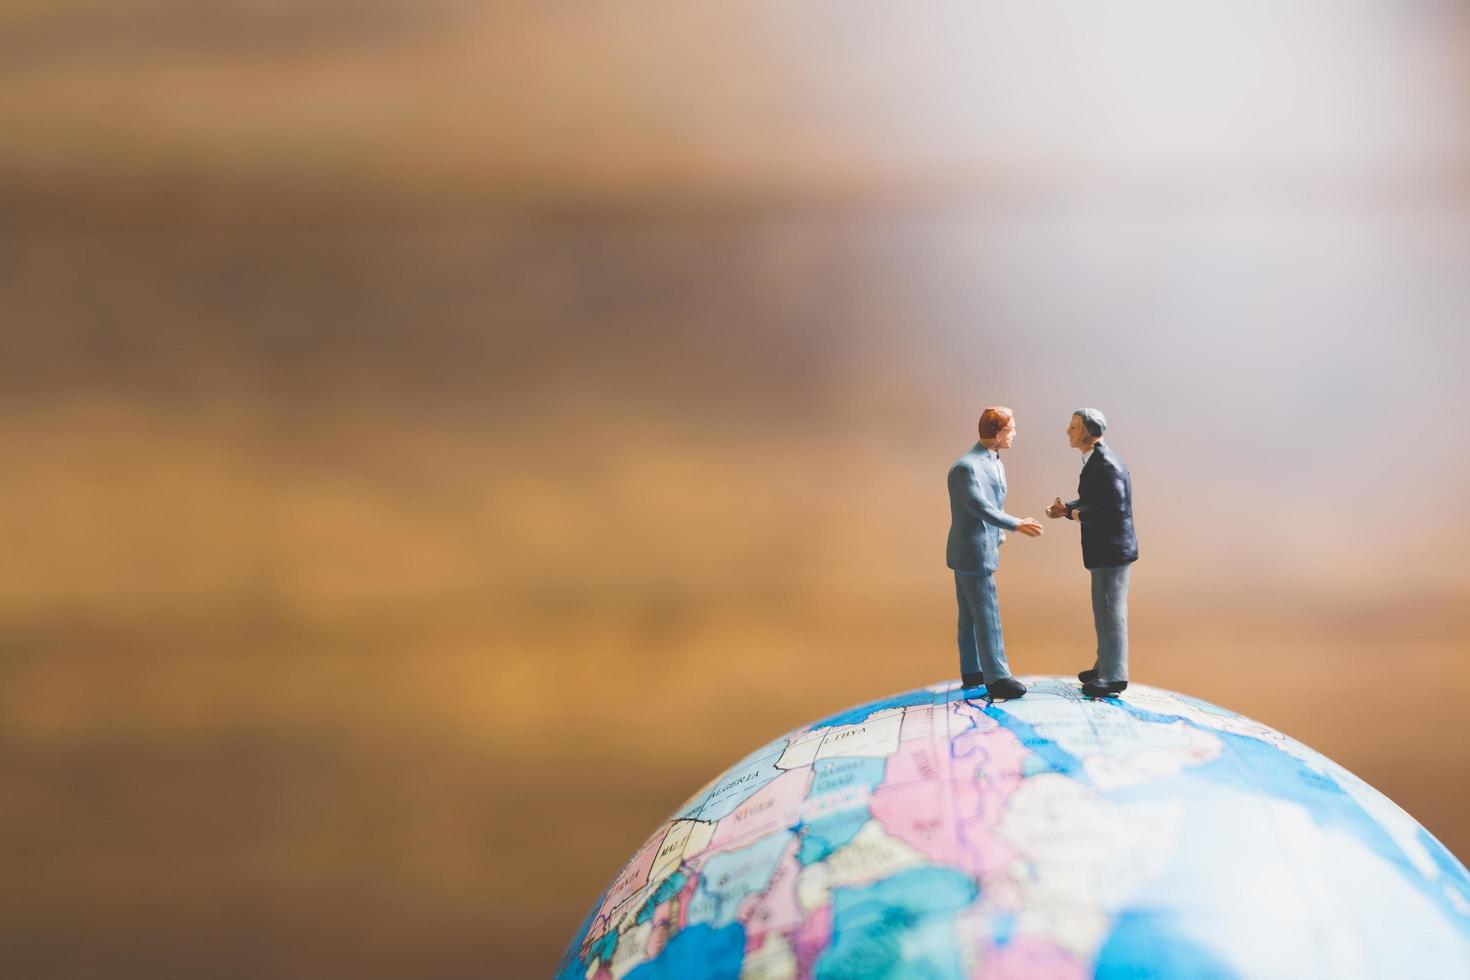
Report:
1066,441,1139,570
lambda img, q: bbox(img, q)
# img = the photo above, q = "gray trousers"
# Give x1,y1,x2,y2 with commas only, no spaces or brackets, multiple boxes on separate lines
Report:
1090,564,1133,683
955,571,1012,681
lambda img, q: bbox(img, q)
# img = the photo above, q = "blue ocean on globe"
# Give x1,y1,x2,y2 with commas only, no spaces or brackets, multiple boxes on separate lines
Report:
557,677,1470,979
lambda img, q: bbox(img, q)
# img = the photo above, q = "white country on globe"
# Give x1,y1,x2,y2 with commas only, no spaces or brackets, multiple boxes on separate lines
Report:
557,678,1470,979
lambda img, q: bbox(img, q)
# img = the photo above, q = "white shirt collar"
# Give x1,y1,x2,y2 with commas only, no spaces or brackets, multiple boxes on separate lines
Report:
1082,441,1102,465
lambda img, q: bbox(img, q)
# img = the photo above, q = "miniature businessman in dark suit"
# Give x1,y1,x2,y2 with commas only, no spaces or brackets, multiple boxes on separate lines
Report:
947,406,1044,701
1046,408,1139,697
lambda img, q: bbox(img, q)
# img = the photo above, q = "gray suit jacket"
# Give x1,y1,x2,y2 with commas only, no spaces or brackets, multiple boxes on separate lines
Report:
946,443,1021,575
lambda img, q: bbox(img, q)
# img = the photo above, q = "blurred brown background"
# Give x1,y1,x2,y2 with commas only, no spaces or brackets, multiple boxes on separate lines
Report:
4,1,1470,976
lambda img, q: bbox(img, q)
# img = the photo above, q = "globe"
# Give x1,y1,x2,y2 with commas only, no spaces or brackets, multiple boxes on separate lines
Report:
556,677,1470,979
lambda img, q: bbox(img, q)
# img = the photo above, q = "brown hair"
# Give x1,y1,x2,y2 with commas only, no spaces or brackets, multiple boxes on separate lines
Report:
978,406,1013,439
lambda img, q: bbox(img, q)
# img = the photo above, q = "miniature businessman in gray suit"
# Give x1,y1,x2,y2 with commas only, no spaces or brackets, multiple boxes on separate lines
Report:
1046,408,1139,698
947,406,1044,700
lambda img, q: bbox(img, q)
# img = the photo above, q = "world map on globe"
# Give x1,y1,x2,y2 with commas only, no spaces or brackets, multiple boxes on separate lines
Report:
557,678,1470,979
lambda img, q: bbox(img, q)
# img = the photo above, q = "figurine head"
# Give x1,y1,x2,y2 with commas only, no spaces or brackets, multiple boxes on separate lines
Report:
978,406,1016,450
1068,408,1106,451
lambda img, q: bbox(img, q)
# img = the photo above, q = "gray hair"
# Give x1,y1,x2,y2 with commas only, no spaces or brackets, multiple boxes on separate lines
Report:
1073,407,1107,438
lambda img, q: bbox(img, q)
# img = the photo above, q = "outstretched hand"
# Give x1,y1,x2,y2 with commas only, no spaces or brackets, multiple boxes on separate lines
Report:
1015,518,1044,537
1045,497,1066,519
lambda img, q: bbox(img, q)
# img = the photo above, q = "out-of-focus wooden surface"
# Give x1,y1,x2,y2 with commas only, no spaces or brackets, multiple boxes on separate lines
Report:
4,3,1469,977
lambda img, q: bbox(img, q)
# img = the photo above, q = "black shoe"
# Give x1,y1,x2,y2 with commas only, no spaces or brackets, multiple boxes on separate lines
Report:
1082,679,1128,698
985,676,1027,701
960,671,986,690
1077,668,1100,683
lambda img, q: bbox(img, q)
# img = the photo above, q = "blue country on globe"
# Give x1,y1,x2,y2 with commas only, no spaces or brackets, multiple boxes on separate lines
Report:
557,677,1470,979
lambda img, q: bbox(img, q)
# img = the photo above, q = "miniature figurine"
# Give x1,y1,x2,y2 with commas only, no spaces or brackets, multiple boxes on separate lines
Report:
1046,408,1138,697
946,406,1044,700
